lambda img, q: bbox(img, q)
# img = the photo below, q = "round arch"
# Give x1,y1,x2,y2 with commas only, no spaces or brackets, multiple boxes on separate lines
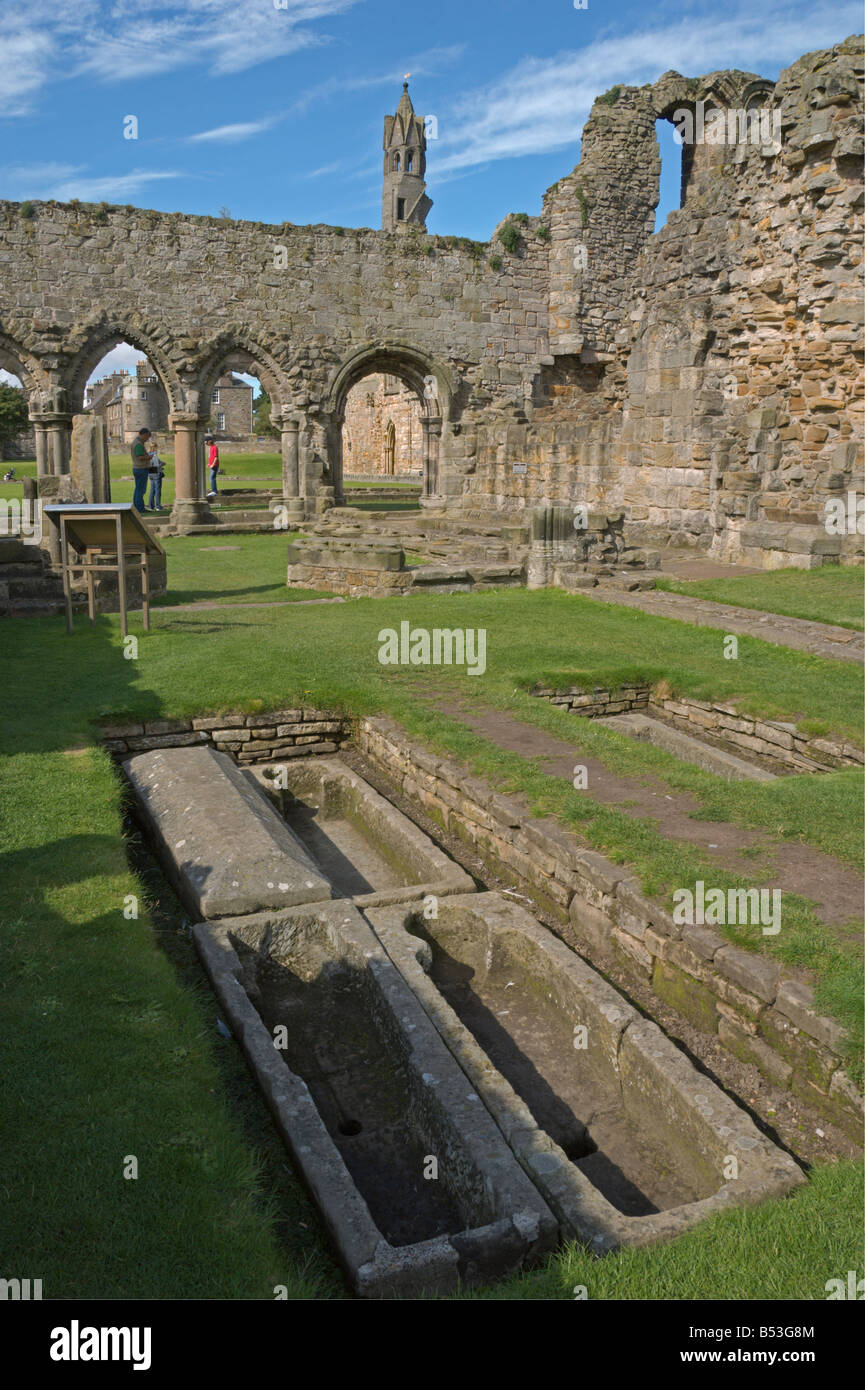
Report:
63,319,186,416
0,330,52,401
192,334,290,411
324,343,456,500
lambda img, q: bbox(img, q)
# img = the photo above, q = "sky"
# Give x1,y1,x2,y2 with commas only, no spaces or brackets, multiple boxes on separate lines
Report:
0,0,859,384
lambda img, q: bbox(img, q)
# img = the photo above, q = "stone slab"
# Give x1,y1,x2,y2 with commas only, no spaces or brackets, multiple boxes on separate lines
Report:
123,745,331,917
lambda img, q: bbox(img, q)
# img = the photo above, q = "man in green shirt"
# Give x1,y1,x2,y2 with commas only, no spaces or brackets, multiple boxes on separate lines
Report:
131,429,152,512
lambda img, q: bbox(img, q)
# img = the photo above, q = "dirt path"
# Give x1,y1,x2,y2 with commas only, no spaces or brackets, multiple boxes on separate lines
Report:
435,698,864,932
586,584,864,663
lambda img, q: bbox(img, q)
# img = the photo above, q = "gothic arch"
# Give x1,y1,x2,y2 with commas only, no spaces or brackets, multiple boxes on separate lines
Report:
62,316,186,414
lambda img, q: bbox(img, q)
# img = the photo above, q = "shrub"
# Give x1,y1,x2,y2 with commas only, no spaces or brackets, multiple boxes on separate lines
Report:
498,222,521,254
19,202,35,219
597,85,622,106
489,254,503,271
537,224,551,242
515,212,529,225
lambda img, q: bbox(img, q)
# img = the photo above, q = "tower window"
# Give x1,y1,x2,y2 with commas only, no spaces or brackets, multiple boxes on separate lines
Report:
394,153,401,171
397,198,405,221
406,150,413,171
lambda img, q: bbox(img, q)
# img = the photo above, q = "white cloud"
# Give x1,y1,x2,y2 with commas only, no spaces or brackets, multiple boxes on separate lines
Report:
187,119,277,143
0,162,185,202
432,2,863,176
0,0,364,116
76,0,363,82
86,342,142,383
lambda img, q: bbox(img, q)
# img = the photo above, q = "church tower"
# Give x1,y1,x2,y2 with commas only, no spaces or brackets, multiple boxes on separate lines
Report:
382,82,433,233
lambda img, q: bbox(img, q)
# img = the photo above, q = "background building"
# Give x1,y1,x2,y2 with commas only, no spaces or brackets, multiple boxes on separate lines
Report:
85,360,252,448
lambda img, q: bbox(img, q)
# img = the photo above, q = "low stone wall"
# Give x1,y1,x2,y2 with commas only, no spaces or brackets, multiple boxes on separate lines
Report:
531,683,865,775
97,704,861,1138
355,714,862,1141
285,535,524,597
100,709,347,763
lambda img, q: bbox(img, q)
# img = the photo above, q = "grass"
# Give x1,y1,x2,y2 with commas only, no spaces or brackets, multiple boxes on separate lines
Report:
156,533,327,607
657,566,865,631
0,553,862,1300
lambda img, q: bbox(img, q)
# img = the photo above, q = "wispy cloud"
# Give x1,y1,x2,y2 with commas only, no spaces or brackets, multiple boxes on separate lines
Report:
0,0,365,116
187,118,277,144
432,2,862,176
0,161,185,202
77,0,363,82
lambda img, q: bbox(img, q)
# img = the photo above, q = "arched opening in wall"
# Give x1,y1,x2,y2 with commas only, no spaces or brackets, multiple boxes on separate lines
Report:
341,372,424,488
0,362,32,467
71,336,182,508
196,348,280,504
83,342,170,452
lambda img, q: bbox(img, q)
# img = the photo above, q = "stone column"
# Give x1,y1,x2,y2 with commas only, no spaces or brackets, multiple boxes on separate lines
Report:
169,412,213,532
30,413,72,475
31,418,51,479
419,417,443,506
274,411,305,523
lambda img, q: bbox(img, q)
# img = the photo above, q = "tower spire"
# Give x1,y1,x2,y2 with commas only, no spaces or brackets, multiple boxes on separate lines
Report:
382,81,432,234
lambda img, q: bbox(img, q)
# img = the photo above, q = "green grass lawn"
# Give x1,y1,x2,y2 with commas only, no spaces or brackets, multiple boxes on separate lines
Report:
1,552,862,1300
657,566,865,631
157,533,325,606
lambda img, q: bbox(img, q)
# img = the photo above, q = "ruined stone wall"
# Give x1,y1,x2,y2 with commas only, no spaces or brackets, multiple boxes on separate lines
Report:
466,37,864,565
0,36,860,560
342,373,423,475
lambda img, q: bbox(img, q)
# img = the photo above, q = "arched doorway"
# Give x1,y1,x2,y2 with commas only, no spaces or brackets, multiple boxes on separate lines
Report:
325,345,452,504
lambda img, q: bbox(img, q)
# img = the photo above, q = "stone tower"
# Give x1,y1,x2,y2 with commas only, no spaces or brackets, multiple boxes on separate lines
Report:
382,82,432,233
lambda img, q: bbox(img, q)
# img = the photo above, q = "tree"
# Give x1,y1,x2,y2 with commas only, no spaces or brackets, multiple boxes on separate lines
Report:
253,388,279,439
0,383,29,452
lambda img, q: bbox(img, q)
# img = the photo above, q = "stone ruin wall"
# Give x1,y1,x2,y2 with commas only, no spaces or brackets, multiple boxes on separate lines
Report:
0,35,861,562
464,36,864,564
342,374,423,475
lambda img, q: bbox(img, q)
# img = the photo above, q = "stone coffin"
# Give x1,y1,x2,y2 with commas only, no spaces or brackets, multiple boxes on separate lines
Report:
193,901,557,1297
367,892,806,1251
123,745,331,917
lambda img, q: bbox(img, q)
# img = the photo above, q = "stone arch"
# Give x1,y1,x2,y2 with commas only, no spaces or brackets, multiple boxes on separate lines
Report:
0,329,52,402
62,317,186,415
325,343,457,500
192,333,290,412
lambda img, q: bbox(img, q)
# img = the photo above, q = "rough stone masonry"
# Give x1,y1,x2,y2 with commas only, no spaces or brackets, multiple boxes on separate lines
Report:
0,40,861,564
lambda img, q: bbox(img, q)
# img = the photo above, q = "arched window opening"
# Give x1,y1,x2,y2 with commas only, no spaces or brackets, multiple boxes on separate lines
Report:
653,118,684,233
394,152,401,171
406,150,414,172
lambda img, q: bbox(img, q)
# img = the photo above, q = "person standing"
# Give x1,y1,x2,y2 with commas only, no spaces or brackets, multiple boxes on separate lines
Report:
206,435,220,495
131,428,152,512
146,441,166,511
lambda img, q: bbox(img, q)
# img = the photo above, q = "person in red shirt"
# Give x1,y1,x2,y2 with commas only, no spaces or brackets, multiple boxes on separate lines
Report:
205,435,220,495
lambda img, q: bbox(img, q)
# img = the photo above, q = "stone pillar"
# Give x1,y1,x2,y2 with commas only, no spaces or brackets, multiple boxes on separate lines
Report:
419,417,443,506
70,414,111,502
30,413,72,475
31,419,51,479
169,413,213,531
274,411,305,523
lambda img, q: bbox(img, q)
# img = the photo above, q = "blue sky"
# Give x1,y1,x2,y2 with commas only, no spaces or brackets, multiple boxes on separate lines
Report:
0,0,859,383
